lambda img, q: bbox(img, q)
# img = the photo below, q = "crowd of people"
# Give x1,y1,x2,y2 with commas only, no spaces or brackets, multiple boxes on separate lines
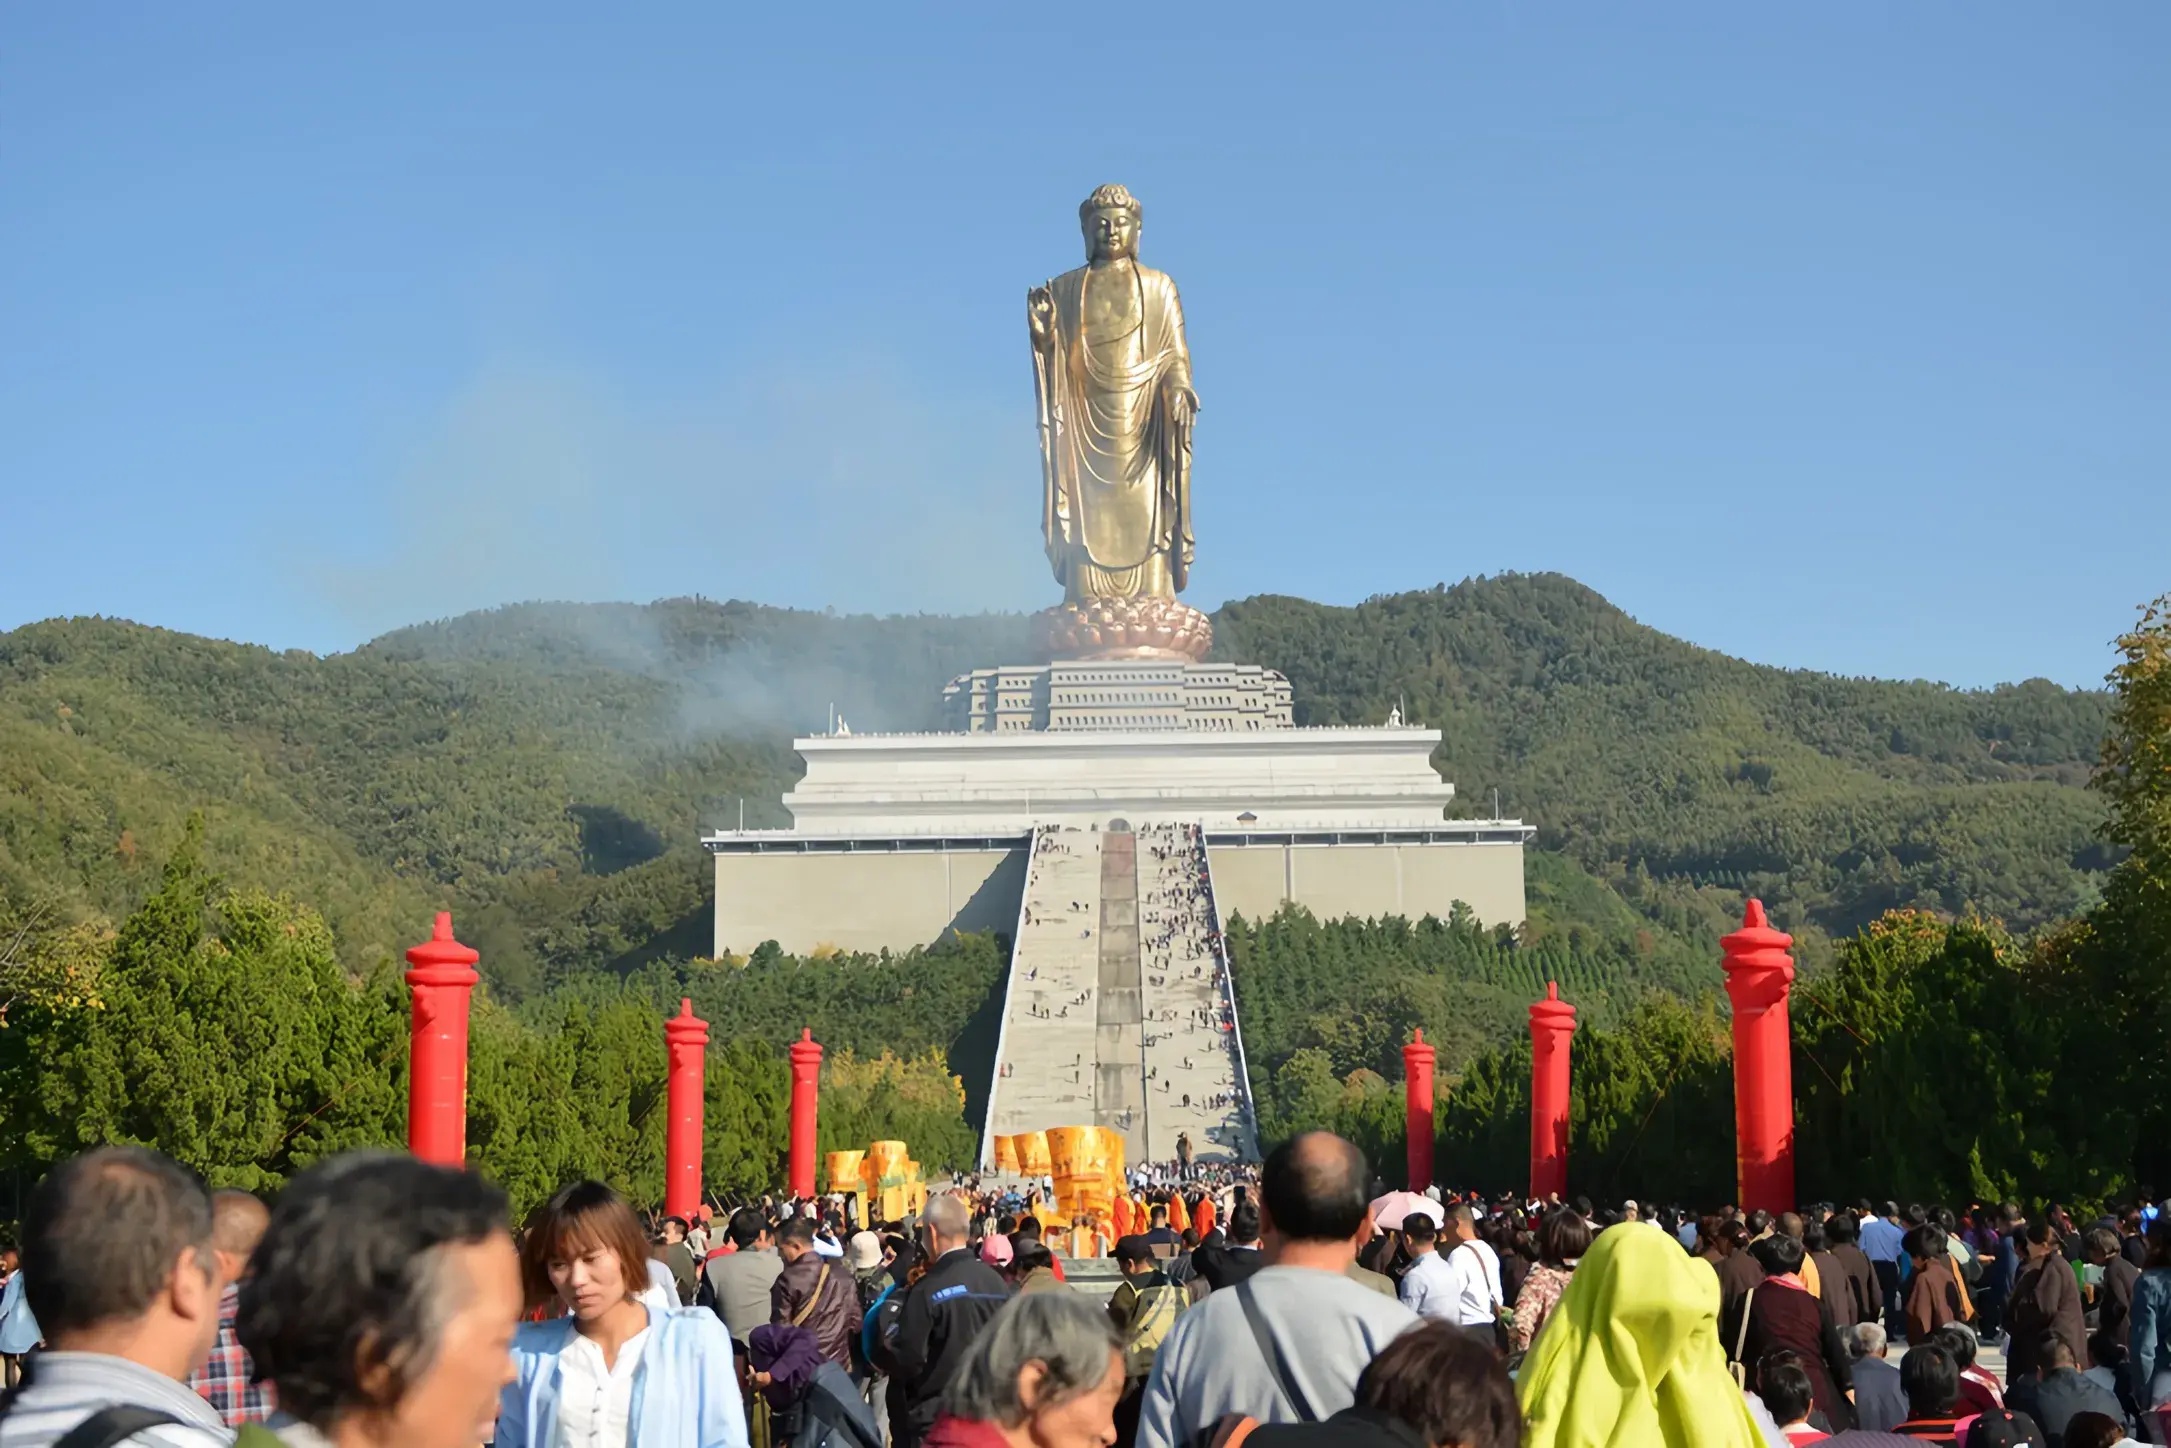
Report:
3,1137,2170,1448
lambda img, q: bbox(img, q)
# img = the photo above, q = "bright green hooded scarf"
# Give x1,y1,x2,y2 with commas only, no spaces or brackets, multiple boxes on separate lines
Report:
1516,1223,1766,1448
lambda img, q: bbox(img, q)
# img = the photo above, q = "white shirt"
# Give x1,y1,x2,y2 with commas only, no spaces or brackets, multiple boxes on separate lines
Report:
638,1259,678,1314
1397,1248,1460,1320
553,1325,650,1448
1441,1238,1504,1327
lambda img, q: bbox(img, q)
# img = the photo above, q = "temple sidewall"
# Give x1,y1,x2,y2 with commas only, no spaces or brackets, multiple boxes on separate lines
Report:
712,846,1026,958
1205,839,1527,930
710,838,1524,957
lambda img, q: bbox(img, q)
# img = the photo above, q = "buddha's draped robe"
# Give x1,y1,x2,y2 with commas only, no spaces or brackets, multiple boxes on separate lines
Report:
1035,261,1195,601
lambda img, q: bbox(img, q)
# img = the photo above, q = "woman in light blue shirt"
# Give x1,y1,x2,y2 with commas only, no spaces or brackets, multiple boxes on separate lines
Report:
497,1182,747,1448
0,1246,42,1382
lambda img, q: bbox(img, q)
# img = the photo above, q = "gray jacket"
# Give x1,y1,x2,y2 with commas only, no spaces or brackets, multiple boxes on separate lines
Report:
0,1352,232,1448
1135,1265,1418,1448
706,1247,784,1346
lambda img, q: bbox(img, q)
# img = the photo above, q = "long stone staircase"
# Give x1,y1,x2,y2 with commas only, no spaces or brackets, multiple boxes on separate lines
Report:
984,822,1259,1170
1135,823,1259,1163
984,826,1105,1153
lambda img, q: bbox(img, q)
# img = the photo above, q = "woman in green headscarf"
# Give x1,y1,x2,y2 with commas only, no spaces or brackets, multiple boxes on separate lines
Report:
1517,1222,1770,1447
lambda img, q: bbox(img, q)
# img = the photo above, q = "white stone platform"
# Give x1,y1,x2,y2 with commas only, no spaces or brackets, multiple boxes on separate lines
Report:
778,725,1456,834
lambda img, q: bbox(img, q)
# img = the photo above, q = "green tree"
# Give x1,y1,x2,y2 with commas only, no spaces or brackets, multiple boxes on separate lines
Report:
2073,594,2171,1184
24,819,405,1189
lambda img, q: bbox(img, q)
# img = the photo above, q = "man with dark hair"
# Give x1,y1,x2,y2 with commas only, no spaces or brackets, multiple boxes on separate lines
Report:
233,1152,518,1448
1894,1342,1964,1441
1109,1235,1188,1401
707,1207,783,1347
1195,1203,1264,1293
1144,1204,1179,1249
234,1153,516,1448
658,1215,699,1306
1135,1133,1417,1448
771,1216,860,1368
1756,1353,1820,1444
0,1145,231,1447
183,1191,272,1428
1436,1204,1505,1348
1393,1214,1451,1320
2005,1330,2121,1446
1861,1201,1908,1335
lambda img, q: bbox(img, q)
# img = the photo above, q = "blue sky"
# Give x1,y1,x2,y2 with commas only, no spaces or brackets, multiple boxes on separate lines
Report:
3,4,2163,688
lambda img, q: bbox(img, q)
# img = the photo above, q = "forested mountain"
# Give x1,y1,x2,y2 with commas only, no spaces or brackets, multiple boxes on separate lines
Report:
1,573,2142,1202
1,574,2109,1009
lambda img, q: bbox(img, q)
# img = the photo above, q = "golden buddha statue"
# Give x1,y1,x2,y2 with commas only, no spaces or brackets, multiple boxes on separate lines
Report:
1027,184,1211,662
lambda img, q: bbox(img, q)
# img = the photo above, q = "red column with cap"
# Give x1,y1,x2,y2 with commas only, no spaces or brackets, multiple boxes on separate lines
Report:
1402,1028,1437,1192
1723,899,1798,1213
1528,981,1578,1201
665,998,710,1222
788,1028,824,1201
404,912,480,1167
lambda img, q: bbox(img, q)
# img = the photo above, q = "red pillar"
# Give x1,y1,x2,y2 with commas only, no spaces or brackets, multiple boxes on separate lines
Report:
1723,900,1797,1213
404,912,479,1167
665,998,709,1222
788,1028,823,1201
1402,1029,1436,1192
1528,981,1578,1201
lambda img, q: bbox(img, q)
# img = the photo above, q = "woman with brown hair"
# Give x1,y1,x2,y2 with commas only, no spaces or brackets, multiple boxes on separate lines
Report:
1509,1208,1591,1353
1720,1232,1854,1432
2005,1218,2086,1383
497,1180,748,1448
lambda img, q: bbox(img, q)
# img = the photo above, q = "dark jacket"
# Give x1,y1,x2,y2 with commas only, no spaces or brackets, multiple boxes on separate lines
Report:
1851,1353,1907,1434
893,1248,1010,1448
774,1251,863,1369
2007,1366,2122,1447
789,1361,886,1448
2007,1256,2087,1381
1248,1405,1432,1448
1716,1249,1766,1319
2100,1255,2141,1345
1721,1278,1854,1431
1905,1258,1963,1342
1198,1243,1265,1292
1832,1243,1880,1329
1812,1250,1857,1330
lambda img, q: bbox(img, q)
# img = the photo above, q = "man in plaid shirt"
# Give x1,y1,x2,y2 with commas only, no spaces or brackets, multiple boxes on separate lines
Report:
185,1188,275,1426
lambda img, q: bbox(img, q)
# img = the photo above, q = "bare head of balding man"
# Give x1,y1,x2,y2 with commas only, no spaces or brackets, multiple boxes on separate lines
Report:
211,1189,270,1286
1260,1131,1371,1268
922,1192,972,1254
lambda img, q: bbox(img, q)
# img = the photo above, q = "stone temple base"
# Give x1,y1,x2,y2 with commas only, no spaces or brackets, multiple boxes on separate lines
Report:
1031,596,1212,662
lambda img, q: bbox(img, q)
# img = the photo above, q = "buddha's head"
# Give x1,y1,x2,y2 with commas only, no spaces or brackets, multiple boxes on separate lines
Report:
1079,183,1141,262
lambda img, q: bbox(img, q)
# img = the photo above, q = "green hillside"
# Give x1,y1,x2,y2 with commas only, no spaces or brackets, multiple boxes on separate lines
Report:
0,576,2111,1013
